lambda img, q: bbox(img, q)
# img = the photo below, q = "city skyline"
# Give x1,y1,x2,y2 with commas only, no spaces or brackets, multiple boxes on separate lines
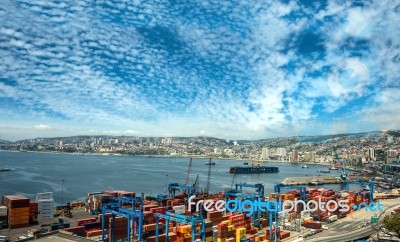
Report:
1,1,399,141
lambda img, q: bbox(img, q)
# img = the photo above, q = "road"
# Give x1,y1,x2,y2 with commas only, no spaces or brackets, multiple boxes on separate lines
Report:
306,199,400,242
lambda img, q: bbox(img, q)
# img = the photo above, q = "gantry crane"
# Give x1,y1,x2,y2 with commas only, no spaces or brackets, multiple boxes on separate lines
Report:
168,183,196,201
101,196,144,242
274,184,307,204
333,148,348,181
224,183,265,228
154,211,205,242
344,180,374,201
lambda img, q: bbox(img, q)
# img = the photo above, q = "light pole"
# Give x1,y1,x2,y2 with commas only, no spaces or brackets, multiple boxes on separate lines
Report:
61,179,64,217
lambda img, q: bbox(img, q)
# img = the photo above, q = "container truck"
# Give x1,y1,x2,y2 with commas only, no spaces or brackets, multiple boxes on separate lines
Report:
327,215,338,223
302,221,322,229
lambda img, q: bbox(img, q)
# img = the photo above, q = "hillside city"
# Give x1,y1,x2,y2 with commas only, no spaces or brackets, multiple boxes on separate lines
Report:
1,130,399,168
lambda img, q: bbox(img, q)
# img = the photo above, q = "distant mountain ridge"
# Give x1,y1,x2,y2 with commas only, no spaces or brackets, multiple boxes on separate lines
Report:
12,130,399,144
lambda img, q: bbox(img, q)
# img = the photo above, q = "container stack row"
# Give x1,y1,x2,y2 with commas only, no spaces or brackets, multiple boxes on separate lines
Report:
0,205,7,228
36,192,54,219
3,195,30,229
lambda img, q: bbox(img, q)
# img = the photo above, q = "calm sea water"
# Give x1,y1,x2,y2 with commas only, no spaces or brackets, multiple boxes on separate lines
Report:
0,151,348,205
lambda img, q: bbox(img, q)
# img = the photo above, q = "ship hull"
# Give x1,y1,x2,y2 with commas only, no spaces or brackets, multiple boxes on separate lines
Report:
229,166,279,174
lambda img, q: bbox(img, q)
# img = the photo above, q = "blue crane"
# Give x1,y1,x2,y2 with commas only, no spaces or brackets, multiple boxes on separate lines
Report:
224,183,265,228
168,183,196,201
274,184,307,203
153,211,205,242
101,196,144,242
333,148,348,181
155,194,168,206
234,183,265,198
344,180,374,201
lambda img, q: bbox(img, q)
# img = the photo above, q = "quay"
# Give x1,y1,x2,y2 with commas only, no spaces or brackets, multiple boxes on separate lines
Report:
281,175,344,186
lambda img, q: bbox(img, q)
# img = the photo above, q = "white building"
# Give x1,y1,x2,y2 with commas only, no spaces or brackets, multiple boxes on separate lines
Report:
277,148,287,157
214,148,222,155
368,148,375,160
261,148,269,160
161,138,172,145
223,149,235,156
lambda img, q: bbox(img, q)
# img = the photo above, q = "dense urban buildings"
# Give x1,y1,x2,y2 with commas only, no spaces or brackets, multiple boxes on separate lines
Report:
1,130,399,167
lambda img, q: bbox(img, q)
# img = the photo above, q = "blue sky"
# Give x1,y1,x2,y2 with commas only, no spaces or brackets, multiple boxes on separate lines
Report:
0,0,399,141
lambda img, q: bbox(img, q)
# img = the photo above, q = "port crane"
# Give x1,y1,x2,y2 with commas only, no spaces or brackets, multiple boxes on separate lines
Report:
333,148,348,181
344,180,374,201
168,183,196,201
153,211,205,242
273,184,307,202
273,185,306,212
224,183,265,228
101,196,144,242
234,183,265,198
333,148,374,201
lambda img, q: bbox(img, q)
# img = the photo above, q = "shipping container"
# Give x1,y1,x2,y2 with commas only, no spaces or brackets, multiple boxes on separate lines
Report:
36,192,54,201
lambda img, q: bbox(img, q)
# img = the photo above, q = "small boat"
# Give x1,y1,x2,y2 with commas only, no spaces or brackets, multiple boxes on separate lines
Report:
302,165,309,169
243,162,249,165
318,170,331,173
0,167,11,172
329,166,339,170
204,161,216,165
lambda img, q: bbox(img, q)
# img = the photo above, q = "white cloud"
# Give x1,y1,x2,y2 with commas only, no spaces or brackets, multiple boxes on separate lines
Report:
327,58,370,99
33,124,51,130
0,0,399,140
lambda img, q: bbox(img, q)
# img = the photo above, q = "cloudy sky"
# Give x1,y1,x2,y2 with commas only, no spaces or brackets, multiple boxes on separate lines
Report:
0,0,399,141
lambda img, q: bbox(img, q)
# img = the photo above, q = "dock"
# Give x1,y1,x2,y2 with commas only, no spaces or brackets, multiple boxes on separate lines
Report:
281,175,344,186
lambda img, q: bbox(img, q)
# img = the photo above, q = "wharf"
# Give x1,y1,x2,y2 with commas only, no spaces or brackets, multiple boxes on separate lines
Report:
281,175,344,186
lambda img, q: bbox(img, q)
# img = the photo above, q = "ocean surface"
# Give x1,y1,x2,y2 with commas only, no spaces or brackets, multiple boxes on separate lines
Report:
0,151,350,205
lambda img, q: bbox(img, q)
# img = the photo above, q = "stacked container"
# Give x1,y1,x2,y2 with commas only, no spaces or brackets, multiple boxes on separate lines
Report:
108,216,127,241
29,202,38,223
0,205,7,228
36,192,54,219
4,195,30,229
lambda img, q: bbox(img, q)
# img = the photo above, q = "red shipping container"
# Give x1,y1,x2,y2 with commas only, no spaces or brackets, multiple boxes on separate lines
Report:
77,217,97,226
3,195,30,208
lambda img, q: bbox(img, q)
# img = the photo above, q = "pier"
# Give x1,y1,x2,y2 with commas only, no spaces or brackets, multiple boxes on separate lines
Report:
281,175,344,186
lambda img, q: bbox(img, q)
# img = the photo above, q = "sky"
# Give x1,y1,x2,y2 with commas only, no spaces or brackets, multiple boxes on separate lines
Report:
0,0,399,141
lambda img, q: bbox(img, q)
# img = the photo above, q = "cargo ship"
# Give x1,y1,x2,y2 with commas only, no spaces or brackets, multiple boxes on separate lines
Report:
229,166,279,174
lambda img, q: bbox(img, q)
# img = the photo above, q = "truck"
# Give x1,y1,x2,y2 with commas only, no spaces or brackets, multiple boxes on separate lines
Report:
302,221,322,229
327,215,338,223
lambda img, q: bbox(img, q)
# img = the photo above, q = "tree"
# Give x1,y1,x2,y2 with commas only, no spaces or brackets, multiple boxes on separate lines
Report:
382,214,400,238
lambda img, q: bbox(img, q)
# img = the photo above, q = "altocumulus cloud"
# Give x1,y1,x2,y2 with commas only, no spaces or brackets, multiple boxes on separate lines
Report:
0,0,399,140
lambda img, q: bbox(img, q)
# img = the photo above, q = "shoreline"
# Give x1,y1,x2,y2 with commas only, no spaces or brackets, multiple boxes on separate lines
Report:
0,149,333,166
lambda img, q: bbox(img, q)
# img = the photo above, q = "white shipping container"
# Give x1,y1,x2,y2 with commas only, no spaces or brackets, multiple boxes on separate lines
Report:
38,211,53,216
38,208,53,212
173,205,185,214
0,206,7,216
36,192,54,201
38,203,53,208
37,198,54,203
